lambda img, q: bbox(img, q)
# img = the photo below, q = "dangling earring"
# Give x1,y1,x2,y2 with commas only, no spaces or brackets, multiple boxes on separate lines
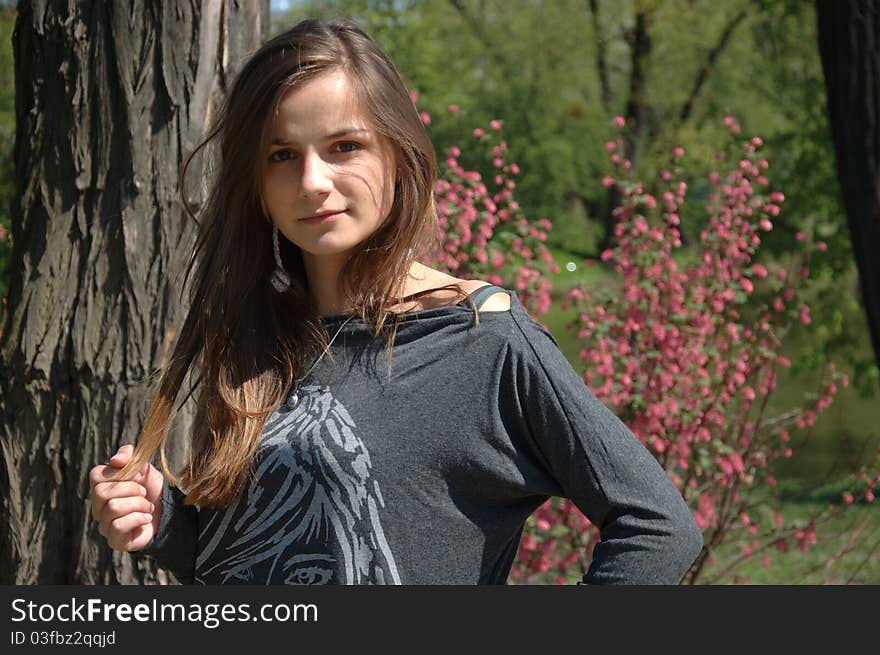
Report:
270,225,292,293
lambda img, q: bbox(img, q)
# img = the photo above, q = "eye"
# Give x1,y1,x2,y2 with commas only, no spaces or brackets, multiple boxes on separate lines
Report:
334,141,362,154
269,149,295,163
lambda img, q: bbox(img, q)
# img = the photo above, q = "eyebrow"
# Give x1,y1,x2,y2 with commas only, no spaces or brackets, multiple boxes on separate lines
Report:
270,128,371,146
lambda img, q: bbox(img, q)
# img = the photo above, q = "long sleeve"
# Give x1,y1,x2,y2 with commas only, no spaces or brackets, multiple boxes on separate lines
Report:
506,307,704,584
139,477,198,584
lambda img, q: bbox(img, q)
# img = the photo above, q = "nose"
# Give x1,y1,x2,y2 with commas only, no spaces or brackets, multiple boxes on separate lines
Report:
299,150,333,198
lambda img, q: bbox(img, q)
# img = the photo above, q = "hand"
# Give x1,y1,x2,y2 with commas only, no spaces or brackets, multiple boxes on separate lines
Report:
88,444,165,552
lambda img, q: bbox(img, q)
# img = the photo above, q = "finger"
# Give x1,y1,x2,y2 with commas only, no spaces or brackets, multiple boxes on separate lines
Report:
100,505,152,540
130,463,152,485
107,513,154,551
88,460,131,488
88,463,123,487
102,496,155,522
90,481,146,521
125,523,155,552
108,444,135,467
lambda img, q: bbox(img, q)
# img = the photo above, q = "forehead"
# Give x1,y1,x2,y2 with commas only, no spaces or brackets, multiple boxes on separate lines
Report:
269,69,373,140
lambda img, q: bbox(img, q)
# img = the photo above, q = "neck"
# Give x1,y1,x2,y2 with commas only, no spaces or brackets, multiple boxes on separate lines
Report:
301,250,349,317
303,252,429,317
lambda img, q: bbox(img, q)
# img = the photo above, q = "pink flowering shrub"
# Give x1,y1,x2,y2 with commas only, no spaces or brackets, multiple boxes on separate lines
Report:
510,116,878,585
416,101,558,315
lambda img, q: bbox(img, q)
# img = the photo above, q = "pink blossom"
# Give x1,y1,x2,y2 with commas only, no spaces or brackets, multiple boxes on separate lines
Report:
817,241,827,251
799,305,811,326
409,90,419,104
447,104,460,115
795,231,806,241
652,324,667,342
489,119,503,131
724,115,741,134
602,176,615,188
673,147,685,158
473,128,485,138
613,116,625,127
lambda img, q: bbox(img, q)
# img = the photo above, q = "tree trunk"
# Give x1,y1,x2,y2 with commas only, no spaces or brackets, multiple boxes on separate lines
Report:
0,0,269,584
599,8,651,253
816,0,880,371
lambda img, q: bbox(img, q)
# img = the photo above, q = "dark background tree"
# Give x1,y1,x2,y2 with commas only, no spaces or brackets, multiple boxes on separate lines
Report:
816,0,880,371
0,0,269,584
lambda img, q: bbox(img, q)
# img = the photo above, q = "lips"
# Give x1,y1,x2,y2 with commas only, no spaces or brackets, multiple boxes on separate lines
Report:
300,209,344,222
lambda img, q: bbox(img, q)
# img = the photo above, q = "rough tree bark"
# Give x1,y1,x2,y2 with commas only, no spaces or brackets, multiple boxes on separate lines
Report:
0,0,269,584
816,0,880,371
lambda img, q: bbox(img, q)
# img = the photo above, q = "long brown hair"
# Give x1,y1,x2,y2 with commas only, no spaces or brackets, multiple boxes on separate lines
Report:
115,18,478,508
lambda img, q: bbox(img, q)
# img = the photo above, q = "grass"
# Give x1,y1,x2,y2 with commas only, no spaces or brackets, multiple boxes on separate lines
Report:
694,494,880,585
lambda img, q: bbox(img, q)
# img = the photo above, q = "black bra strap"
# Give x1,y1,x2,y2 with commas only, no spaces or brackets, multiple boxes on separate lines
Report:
463,284,507,310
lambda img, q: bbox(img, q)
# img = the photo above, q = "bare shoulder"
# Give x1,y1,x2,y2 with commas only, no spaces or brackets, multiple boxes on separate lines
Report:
457,279,512,313
404,263,511,313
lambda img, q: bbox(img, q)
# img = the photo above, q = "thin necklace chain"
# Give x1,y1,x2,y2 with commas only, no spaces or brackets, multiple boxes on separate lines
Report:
286,316,354,408
297,316,354,383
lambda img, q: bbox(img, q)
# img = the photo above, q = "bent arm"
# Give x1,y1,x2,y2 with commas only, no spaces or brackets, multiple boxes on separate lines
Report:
509,310,704,584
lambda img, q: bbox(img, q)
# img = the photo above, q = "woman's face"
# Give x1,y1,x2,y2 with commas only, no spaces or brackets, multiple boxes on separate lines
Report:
261,69,397,265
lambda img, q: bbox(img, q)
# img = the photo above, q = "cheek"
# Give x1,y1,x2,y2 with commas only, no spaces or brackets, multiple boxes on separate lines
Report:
361,160,397,212
261,170,290,210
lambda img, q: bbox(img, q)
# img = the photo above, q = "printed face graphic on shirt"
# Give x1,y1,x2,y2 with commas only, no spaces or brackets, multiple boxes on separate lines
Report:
194,385,401,585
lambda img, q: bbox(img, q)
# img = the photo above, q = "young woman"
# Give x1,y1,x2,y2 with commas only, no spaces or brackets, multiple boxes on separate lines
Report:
89,18,703,585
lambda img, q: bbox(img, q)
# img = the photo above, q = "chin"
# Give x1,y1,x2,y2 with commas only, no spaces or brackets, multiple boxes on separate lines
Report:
297,240,363,260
